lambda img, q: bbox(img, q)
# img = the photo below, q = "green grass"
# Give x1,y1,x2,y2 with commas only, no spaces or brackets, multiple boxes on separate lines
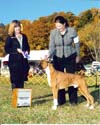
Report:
0,76,100,124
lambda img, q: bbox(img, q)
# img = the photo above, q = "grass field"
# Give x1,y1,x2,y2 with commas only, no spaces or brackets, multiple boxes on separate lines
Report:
0,75,100,124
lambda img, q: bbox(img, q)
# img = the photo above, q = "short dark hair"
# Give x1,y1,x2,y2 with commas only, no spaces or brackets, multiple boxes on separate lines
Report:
54,16,69,27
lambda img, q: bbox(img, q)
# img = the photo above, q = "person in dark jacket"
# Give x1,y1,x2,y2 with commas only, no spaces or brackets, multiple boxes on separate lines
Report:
49,16,80,106
5,20,30,90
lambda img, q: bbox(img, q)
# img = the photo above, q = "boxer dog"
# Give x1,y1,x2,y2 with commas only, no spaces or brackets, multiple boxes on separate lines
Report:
40,59,94,110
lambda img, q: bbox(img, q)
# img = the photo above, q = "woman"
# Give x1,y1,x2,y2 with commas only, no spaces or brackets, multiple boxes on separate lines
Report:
49,16,80,105
5,20,30,90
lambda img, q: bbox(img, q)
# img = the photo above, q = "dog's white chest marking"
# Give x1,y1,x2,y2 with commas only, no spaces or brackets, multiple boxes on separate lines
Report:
45,66,51,86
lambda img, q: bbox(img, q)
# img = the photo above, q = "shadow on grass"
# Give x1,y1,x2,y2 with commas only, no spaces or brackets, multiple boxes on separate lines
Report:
32,93,53,106
32,98,52,106
32,85,100,106
32,93,53,100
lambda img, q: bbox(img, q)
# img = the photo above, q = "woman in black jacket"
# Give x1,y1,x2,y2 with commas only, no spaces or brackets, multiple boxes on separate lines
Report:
5,20,30,90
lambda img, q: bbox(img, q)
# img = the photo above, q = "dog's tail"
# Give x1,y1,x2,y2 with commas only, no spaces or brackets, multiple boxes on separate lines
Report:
77,70,85,76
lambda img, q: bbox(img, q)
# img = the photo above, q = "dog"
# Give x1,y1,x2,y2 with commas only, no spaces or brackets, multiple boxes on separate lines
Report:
40,59,94,110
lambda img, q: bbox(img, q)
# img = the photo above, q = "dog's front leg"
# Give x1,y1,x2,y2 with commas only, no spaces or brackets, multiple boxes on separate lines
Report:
52,87,58,110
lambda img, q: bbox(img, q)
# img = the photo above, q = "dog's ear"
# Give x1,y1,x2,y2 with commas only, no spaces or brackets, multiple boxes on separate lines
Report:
44,55,48,59
45,55,52,64
48,57,53,63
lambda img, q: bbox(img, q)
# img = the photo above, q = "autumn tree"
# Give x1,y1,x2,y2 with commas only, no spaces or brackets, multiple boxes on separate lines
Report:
30,19,51,50
0,23,8,56
0,8,100,58
77,10,93,29
78,19,100,61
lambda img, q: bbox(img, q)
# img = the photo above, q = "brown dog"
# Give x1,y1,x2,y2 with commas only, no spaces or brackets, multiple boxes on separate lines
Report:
40,59,94,110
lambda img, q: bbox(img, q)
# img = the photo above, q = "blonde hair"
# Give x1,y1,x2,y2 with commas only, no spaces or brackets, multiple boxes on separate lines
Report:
8,20,23,36
8,22,15,36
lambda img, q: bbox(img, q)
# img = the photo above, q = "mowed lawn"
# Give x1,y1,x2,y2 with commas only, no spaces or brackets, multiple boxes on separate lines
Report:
0,75,100,124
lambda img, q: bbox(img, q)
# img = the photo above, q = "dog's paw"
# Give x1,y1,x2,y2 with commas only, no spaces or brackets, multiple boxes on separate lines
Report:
89,105,94,110
52,105,57,110
85,103,90,107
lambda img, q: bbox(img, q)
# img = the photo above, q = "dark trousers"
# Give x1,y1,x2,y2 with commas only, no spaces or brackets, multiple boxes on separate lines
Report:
53,53,78,105
11,80,24,90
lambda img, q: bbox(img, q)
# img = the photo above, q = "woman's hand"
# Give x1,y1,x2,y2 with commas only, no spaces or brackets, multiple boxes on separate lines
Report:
17,48,23,54
76,56,80,63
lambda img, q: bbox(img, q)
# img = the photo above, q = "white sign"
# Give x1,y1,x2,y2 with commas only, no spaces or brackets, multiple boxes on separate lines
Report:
12,89,32,107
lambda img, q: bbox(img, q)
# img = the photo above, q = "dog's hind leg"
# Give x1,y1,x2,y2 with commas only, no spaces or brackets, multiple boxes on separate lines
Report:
51,87,58,110
83,91,94,109
88,95,94,109
78,88,90,107
79,82,94,109
83,88,94,109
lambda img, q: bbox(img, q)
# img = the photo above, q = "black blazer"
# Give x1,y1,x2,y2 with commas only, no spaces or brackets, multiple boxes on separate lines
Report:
5,33,30,54
4,34,30,83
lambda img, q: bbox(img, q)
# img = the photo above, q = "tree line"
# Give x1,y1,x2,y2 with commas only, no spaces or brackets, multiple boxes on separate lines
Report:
0,8,100,62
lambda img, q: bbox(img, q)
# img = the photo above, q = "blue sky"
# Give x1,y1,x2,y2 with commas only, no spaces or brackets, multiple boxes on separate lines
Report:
0,0,100,24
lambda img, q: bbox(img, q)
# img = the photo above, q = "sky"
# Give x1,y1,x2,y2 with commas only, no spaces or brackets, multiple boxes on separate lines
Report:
0,0,100,25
